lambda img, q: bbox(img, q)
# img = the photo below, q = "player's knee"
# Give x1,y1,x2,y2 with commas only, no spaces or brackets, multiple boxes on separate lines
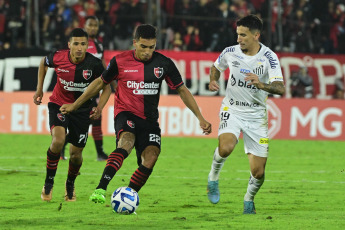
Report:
218,143,235,157
51,136,65,150
141,147,160,168
252,170,265,180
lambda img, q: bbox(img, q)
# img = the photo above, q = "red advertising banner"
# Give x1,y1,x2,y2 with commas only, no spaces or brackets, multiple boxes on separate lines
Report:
1,92,344,140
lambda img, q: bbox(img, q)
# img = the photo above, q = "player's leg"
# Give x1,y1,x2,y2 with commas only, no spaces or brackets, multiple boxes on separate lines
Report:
242,118,268,214
42,126,66,201
60,133,69,160
64,111,90,201
64,144,84,201
42,103,68,201
90,131,134,203
243,155,267,214
128,145,160,192
207,109,241,204
207,133,237,204
90,112,136,203
127,118,161,193
91,115,108,161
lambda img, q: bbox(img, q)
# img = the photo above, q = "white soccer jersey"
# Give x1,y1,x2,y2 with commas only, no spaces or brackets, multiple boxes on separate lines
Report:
214,43,284,119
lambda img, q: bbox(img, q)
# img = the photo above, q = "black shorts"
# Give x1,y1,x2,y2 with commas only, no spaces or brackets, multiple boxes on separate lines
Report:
115,111,161,165
48,102,91,148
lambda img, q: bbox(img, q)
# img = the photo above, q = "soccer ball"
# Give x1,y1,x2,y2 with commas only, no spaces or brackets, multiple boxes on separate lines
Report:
111,187,139,214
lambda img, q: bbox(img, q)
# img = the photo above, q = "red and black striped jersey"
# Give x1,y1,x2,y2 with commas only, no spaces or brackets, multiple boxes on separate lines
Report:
45,50,104,110
101,50,184,122
87,38,103,60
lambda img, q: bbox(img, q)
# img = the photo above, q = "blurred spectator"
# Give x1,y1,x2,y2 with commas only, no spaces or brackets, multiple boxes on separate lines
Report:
6,0,26,49
172,31,183,51
72,0,86,27
291,66,314,98
183,26,202,51
42,0,73,50
194,0,217,51
0,0,9,49
109,0,144,50
333,78,345,99
208,1,236,52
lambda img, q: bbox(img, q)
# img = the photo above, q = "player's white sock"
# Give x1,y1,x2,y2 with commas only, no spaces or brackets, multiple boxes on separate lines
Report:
244,173,265,201
208,147,227,181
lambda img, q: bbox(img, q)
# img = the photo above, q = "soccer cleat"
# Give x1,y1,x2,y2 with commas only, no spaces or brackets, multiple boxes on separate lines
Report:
207,177,220,204
97,152,108,161
243,201,256,214
64,182,76,202
89,188,106,204
41,183,54,201
60,151,67,160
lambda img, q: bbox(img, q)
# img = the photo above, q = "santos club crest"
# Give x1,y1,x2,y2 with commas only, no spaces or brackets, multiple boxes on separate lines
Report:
154,67,163,79
83,70,92,80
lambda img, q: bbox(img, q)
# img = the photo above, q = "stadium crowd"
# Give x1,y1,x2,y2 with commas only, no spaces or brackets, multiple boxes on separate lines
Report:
1,0,345,54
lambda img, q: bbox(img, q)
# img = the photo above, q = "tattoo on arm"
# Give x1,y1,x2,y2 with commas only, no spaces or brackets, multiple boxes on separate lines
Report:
210,66,221,82
260,81,285,95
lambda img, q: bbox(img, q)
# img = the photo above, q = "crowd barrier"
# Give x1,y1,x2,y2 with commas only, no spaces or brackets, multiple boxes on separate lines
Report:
1,92,344,140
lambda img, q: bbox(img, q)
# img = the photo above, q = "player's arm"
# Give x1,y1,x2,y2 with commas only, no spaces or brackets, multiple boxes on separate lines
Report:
33,57,48,105
177,85,212,135
245,73,285,95
60,77,106,114
209,65,221,92
90,83,111,119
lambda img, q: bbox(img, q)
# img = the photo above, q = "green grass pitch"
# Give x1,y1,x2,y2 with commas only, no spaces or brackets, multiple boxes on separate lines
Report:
0,134,344,229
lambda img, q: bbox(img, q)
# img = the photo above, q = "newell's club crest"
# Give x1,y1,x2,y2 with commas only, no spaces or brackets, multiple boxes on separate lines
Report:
57,113,65,122
83,70,92,80
154,67,163,79
127,120,135,128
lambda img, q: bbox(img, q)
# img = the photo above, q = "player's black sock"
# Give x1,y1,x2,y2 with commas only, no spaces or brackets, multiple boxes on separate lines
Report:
92,121,104,156
128,164,153,192
96,148,128,190
45,148,60,184
66,159,82,185
94,140,104,155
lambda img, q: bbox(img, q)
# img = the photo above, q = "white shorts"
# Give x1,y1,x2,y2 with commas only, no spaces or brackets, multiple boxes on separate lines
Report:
218,107,269,157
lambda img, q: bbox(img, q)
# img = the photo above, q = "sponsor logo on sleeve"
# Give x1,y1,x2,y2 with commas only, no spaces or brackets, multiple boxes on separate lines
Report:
264,51,278,69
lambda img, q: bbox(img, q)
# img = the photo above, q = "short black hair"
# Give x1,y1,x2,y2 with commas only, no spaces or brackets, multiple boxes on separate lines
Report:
69,28,88,40
236,14,263,33
133,24,157,40
85,15,99,23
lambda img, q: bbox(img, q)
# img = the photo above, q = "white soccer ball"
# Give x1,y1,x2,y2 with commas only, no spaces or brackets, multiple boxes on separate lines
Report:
111,187,139,214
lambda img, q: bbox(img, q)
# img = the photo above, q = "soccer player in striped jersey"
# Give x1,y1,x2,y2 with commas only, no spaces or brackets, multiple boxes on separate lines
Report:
60,16,110,161
206,15,285,214
34,28,111,202
60,24,212,204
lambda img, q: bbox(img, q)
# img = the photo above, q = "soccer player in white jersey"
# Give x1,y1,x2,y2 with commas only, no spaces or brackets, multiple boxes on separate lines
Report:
207,14,285,214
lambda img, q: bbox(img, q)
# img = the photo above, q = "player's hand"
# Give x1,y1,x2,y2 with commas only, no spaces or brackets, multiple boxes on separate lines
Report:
200,119,212,135
33,90,43,105
209,80,220,92
244,73,264,89
60,104,75,114
90,106,101,120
